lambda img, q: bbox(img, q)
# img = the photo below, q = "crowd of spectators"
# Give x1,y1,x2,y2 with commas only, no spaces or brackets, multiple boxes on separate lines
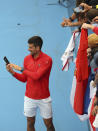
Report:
61,0,98,129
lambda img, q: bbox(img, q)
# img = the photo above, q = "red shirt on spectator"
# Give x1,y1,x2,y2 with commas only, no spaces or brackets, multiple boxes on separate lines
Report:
13,51,52,99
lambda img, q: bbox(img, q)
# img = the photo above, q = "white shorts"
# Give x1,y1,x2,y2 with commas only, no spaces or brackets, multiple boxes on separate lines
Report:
24,96,52,119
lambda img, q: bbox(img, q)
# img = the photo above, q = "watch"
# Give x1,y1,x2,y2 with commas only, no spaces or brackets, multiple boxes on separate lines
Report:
20,67,24,72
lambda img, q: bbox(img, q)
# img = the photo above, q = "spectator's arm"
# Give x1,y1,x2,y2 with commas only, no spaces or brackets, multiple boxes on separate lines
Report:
82,23,98,35
63,21,83,27
69,13,76,22
80,3,92,12
93,27,98,35
81,23,94,30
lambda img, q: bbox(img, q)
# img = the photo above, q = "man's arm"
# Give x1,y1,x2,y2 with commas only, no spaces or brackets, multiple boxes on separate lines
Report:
13,72,27,82
23,58,52,80
6,64,27,82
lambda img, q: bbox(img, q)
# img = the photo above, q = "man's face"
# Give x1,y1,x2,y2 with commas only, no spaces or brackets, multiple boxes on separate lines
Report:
87,48,92,60
28,44,37,55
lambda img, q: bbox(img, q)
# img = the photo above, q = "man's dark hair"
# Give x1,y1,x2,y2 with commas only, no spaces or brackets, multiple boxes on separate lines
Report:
28,36,43,49
91,47,98,59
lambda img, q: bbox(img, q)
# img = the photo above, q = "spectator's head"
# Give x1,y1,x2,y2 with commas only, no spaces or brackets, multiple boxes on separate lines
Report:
86,9,98,22
75,11,87,23
95,53,98,67
88,34,98,48
87,47,92,60
90,52,98,69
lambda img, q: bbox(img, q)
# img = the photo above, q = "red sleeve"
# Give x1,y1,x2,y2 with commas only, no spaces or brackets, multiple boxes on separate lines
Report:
23,58,52,80
93,27,98,35
13,72,27,82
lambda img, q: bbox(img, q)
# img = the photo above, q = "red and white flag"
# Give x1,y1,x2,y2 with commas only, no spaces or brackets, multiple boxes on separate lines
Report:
74,29,89,114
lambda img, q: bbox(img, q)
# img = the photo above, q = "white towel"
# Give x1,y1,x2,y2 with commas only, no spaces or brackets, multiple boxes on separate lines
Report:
61,31,79,71
89,80,97,99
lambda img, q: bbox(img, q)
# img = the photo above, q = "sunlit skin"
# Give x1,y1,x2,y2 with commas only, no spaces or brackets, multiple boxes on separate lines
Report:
28,43,41,59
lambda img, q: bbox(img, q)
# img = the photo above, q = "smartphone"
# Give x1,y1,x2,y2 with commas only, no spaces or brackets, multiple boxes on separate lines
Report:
3,56,10,65
73,6,83,13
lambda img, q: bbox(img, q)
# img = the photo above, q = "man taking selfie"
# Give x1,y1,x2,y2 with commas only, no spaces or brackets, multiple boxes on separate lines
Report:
6,36,55,131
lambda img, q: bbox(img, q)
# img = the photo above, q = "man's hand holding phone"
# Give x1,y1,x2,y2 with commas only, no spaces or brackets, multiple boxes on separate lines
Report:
3,56,14,75
6,64,15,75
4,56,24,74
10,64,22,71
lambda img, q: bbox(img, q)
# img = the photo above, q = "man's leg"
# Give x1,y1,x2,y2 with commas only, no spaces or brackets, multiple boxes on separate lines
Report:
27,117,35,131
43,118,55,131
24,96,37,131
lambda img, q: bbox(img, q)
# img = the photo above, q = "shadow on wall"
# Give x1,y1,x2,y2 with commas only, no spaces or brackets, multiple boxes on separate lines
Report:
47,0,76,8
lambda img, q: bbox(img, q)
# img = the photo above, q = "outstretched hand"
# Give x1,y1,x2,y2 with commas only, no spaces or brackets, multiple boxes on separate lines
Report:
80,3,92,13
10,63,22,71
81,23,94,30
61,21,73,27
61,17,72,27
6,64,15,75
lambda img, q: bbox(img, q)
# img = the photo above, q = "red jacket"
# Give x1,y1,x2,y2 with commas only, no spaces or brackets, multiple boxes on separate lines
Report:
93,26,98,35
13,51,52,99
